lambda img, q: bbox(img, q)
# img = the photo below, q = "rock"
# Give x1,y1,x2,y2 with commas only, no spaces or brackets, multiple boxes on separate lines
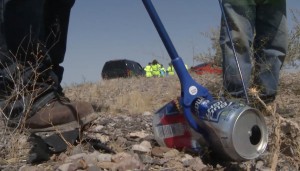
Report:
163,149,179,158
132,141,152,153
189,158,207,171
259,167,272,171
157,158,169,166
86,164,100,171
129,130,149,138
95,133,110,143
143,111,152,116
151,147,172,157
69,145,85,156
112,154,144,171
116,137,127,146
164,160,184,170
255,160,264,170
19,165,44,171
56,163,72,171
181,154,194,167
97,153,112,162
140,154,154,164
56,153,68,162
83,152,98,165
132,144,151,153
112,152,132,163
65,153,87,162
98,161,115,170
94,125,104,132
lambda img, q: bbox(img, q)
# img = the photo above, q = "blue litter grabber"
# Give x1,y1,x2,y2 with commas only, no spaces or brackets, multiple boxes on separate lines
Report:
142,0,213,133
143,0,268,161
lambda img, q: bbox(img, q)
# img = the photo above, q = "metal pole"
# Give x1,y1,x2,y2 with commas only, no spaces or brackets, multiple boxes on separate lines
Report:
218,0,250,104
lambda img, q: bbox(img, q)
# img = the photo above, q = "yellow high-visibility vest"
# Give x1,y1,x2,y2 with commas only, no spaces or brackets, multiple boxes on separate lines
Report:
144,65,153,77
152,64,161,77
167,66,175,75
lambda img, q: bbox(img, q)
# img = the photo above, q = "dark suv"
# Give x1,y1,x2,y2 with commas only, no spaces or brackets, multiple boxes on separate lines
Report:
101,59,145,79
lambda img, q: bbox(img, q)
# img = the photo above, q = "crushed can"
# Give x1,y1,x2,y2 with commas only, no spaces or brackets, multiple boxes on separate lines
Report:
153,97,268,161
152,99,206,153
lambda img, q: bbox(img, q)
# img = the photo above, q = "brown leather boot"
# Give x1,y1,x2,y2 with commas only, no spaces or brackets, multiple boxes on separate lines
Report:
24,93,98,133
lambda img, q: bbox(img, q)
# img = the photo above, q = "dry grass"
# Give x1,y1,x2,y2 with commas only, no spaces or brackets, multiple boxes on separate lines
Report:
64,76,182,115
1,71,299,169
64,71,300,169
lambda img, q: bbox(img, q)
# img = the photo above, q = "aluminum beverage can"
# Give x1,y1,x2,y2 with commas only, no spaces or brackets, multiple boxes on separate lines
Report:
192,97,268,161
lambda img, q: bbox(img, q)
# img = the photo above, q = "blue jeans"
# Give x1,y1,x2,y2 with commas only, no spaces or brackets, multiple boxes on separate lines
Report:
219,0,287,99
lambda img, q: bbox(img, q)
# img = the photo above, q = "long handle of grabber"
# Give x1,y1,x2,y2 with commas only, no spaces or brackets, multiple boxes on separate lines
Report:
142,0,179,60
142,0,213,133
218,0,250,104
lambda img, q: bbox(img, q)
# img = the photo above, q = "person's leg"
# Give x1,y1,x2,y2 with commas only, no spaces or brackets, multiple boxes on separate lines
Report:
3,0,59,95
0,0,55,124
0,0,12,99
43,0,75,87
220,0,256,98
253,0,287,102
0,0,97,129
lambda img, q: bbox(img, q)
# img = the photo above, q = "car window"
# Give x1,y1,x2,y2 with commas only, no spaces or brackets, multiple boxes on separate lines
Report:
102,60,144,79
136,63,144,74
126,62,134,70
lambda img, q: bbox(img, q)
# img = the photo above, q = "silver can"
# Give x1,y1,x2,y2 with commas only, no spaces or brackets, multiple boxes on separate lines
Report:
193,98,268,161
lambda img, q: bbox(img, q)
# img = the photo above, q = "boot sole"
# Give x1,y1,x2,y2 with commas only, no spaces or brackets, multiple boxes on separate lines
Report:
27,112,98,133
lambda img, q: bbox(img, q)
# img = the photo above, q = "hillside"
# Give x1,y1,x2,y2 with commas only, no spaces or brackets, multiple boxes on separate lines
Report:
0,71,299,170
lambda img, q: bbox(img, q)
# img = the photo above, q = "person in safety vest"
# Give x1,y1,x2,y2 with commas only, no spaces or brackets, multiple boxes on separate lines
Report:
160,64,166,77
167,63,175,76
151,60,161,77
144,62,153,78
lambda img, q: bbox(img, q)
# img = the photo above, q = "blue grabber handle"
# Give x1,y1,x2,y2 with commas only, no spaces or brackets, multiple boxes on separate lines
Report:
142,0,213,132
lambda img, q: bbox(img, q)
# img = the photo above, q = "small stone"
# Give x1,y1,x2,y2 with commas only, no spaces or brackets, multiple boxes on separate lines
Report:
181,154,194,167
129,131,149,139
94,125,104,132
163,149,179,158
140,141,152,148
151,147,172,157
132,141,152,153
98,161,115,170
86,165,100,171
97,153,112,162
256,160,264,169
83,153,98,165
140,154,154,164
189,158,207,171
116,137,127,146
69,145,85,156
18,165,43,171
259,167,272,171
143,111,152,116
66,153,87,162
95,134,110,143
112,154,144,171
56,163,72,171
56,153,68,162
87,164,100,171
112,152,132,163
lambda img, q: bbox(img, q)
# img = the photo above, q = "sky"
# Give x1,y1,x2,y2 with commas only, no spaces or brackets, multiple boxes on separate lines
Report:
62,0,300,86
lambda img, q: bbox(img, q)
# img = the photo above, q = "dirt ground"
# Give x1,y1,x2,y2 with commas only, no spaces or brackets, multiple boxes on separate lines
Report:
0,71,299,170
